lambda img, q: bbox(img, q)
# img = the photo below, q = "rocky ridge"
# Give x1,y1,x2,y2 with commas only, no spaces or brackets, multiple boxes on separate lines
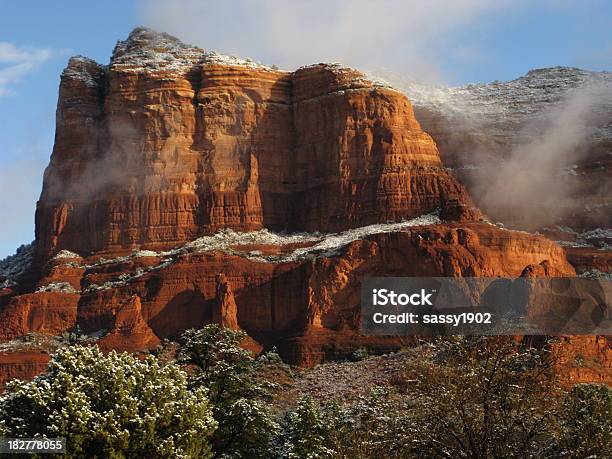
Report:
36,27,472,259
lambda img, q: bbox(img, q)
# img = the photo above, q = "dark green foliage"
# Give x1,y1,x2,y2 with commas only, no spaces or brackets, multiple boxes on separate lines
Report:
180,325,279,458
349,348,369,362
1,333,608,458
278,396,335,459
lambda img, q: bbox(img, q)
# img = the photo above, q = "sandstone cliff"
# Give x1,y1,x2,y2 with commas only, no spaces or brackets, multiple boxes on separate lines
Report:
0,28,607,383
35,28,476,260
0,218,577,365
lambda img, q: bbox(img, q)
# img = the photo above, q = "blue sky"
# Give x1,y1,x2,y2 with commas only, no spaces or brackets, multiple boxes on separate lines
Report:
0,0,610,258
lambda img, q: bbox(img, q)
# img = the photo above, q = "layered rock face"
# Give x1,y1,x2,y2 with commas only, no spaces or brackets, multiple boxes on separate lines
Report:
0,29,607,384
35,28,474,260
1,220,577,365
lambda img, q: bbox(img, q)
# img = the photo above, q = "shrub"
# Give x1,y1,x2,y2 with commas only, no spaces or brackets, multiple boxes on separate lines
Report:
279,396,335,459
403,337,561,458
555,383,612,457
0,345,216,458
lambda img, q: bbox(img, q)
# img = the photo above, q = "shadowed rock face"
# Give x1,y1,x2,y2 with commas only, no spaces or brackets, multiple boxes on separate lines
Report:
386,67,612,232
35,27,476,260
0,29,607,383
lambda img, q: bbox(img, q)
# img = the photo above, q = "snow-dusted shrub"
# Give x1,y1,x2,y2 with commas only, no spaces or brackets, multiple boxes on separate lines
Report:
180,325,279,458
278,396,336,459
556,383,612,457
0,346,216,458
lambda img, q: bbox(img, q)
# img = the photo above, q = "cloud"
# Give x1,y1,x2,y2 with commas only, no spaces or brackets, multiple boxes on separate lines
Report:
0,42,53,96
137,0,520,83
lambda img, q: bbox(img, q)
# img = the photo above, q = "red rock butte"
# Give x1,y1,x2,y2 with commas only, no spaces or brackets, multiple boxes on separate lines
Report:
35,27,478,258
0,28,608,384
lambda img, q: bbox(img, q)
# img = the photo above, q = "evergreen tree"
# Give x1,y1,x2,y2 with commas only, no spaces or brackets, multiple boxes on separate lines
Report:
180,325,279,458
0,345,216,458
279,397,335,459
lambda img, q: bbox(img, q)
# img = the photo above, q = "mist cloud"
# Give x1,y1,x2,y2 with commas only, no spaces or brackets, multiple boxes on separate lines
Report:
472,82,612,229
138,0,522,83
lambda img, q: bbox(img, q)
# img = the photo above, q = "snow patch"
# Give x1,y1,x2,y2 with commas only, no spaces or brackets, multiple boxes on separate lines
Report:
168,210,441,263
62,56,106,87
79,211,441,291
111,27,278,75
555,240,592,249
579,269,612,281
131,249,159,258
580,228,612,241
376,66,612,145
201,51,278,71
36,282,78,294
556,227,612,249
53,250,81,260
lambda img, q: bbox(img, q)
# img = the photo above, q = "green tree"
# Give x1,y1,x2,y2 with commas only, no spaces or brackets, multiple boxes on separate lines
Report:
180,325,278,458
555,383,612,458
325,388,417,459
0,345,216,458
279,396,335,459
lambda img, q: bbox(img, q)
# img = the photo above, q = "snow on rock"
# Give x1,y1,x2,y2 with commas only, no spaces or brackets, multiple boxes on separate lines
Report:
171,210,442,263
131,249,160,258
84,280,128,294
53,250,82,260
111,27,205,74
555,227,612,249
201,51,278,71
377,66,612,146
79,211,441,291
554,240,593,249
0,243,34,288
110,27,278,75
580,228,612,241
36,282,79,294
62,56,107,87
284,212,441,261
579,269,612,281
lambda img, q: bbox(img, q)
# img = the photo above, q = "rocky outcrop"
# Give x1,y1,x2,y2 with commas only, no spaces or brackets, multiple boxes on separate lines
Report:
552,336,611,384
0,351,50,391
35,28,476,260
0,29,607,384
213,274,239,329
0,292,80,340
1,220,577,366
97,295,160,352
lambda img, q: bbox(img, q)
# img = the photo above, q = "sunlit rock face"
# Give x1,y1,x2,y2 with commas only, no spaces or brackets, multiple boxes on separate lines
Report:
35,27,476,260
